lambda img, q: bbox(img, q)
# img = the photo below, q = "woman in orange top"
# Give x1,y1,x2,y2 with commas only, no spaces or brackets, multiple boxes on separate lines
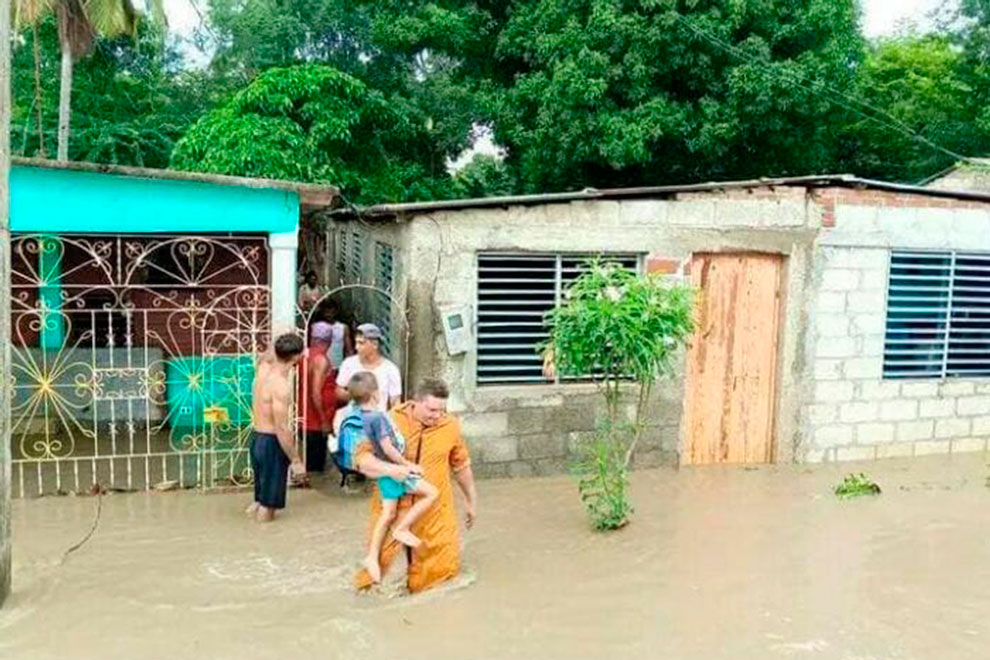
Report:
354,378,478,593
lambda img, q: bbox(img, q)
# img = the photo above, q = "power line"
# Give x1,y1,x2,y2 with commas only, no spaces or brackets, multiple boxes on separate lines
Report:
670,11,972,164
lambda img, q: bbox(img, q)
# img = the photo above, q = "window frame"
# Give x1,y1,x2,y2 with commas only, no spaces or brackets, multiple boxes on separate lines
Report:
883,249,990,380
474,251,643,387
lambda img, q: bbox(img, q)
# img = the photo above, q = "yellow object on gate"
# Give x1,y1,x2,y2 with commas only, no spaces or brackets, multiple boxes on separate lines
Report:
203,406,230,424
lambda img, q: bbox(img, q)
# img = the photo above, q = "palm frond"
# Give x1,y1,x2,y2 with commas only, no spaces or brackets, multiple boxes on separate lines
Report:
13,0,55,31
83,0,137,39
58,0,95,58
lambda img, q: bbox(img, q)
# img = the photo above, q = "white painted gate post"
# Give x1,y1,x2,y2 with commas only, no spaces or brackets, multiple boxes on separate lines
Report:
269,230,298,337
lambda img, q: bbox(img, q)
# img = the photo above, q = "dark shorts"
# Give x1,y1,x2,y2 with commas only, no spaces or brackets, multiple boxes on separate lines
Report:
303,430,328,473
251,432,290,510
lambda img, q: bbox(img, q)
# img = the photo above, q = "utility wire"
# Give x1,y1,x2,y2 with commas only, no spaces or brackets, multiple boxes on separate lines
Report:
670,11,972,164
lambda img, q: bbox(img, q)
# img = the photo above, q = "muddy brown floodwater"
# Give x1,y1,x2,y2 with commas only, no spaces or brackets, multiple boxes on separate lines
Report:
3,454,990,659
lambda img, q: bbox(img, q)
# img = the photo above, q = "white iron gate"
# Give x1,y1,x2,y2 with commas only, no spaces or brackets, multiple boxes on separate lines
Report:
9,234,271,496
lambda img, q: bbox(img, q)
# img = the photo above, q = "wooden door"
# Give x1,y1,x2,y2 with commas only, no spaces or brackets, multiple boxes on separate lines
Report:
682,252,784,465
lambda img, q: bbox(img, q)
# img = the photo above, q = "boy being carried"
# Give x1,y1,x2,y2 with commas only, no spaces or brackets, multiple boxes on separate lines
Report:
338,371,438,583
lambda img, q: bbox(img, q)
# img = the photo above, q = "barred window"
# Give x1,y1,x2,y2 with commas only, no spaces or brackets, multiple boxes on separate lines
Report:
476,253,640,385
883,250,990,379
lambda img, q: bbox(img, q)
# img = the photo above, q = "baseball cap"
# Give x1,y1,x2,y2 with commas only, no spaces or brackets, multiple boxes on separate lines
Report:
310,321,333,341
357,323,384,340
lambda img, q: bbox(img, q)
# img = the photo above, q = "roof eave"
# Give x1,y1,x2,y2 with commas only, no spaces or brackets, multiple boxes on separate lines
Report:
12,157,339,199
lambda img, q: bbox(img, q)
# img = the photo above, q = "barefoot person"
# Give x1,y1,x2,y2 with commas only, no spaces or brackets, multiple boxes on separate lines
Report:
339,372,438,583
353,378,477,593
299,322,336,473
248,333,306,523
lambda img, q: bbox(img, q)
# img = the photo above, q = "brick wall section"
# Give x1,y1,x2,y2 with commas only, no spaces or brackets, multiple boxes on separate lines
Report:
815,186,990,213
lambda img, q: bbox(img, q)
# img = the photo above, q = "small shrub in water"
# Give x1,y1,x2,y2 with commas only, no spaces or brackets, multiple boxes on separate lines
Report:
542,261,695,531
834,473,882,499
573,422,633,531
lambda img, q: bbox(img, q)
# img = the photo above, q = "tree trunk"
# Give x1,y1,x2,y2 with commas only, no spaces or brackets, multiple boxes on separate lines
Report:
0,0,14,609
33,22,46,158
57,46,73,162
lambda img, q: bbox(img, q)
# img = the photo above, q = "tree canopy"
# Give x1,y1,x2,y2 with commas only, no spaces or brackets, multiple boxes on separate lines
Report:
170,64,451,202
10,1,990,199
841,34,990,183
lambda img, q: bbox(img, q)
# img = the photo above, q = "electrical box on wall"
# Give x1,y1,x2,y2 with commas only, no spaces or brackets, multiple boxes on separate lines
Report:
440,305,472,356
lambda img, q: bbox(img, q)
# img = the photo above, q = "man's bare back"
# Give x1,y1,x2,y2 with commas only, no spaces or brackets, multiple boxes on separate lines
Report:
252,354,285,435
248,337,306,522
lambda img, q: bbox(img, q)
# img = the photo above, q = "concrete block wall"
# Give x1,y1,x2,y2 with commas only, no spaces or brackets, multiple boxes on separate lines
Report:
803,189,990,462
394,193,815,475
461,386,684,479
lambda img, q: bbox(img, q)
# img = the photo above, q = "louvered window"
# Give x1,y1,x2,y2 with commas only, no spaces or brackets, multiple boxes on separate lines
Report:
349,231,363,282
476,253,640,385
884,251,990,379
336,230,350,280
374,242,395,357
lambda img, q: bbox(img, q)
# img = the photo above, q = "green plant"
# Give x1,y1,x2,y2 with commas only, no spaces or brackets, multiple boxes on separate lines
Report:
171,64,451,203
573,421,633,531
834,473,882,499
542,260,695,530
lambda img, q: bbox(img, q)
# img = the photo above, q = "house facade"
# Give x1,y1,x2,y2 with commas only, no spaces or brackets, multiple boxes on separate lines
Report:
8,158,334,496
326,176,990,476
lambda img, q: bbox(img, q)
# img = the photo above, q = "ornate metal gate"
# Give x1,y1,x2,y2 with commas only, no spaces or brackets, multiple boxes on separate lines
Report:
9,234,271,496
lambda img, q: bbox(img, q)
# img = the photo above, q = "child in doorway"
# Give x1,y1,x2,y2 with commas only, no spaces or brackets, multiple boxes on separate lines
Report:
338,371,438,583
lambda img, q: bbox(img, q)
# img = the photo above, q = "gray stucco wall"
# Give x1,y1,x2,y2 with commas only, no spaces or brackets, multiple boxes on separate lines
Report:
393,191,819,474
329,220,411,384
332,188,990,473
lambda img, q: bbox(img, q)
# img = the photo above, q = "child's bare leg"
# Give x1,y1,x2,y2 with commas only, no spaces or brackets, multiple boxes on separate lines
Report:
364,499,398,583
392,480,439,548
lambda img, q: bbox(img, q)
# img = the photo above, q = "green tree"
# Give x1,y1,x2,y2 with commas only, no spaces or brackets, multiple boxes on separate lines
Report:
12,18,211,168
952,0,990,145
542,262,694,530
326,1,865,193
13,0,165,161
204,0,480,166
493,1,865,191
840,35,990,183
451,153,516,198
171,64,451,202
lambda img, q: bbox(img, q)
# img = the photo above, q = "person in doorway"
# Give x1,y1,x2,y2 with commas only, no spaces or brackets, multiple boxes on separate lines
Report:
335,323,401,412
341,372,439,583
247,333,306,523
354,378,477,593
299,322,337,473
298,270,322,314
316,298,353,369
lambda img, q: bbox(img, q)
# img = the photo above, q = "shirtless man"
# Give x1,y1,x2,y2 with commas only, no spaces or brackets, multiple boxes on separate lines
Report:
248,333,306,523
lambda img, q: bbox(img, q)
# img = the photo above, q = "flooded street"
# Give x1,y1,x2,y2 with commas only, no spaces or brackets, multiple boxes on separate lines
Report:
3,454,990,659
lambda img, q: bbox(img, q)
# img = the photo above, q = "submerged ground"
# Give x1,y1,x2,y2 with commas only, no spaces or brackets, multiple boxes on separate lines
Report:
2,454,989,659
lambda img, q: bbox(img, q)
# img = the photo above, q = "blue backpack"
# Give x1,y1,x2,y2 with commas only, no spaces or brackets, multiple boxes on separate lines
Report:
333,404,366,473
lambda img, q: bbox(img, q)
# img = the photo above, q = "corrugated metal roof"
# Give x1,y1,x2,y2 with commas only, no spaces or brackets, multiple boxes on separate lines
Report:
327,173,990,221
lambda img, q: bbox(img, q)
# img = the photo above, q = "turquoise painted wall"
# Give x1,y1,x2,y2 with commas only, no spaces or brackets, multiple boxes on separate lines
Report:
10,166,300,234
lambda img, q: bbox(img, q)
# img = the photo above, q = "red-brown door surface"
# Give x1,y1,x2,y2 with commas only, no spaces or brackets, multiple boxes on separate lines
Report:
682,253,784,465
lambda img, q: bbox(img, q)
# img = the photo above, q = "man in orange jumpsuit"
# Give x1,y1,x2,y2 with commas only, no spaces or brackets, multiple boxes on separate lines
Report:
354,378,478,593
